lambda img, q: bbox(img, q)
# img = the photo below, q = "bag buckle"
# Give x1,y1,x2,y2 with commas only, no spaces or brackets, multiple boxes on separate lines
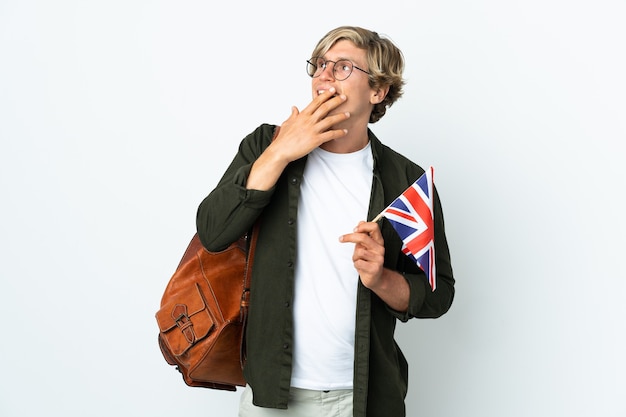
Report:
172,304,196,344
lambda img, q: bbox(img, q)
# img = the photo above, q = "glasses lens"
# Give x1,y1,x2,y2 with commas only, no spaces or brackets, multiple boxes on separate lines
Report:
305,58,355,80
306,57,324,78
306,59,317,77
334,60,353,81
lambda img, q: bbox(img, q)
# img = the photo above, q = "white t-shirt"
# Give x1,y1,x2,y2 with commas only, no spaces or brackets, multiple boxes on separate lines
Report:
290,142,373,390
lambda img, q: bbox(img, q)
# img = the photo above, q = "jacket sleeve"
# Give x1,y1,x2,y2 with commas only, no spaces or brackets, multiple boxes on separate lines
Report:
196,124,276,251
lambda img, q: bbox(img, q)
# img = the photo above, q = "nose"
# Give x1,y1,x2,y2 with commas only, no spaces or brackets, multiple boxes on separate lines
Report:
319,61,336,80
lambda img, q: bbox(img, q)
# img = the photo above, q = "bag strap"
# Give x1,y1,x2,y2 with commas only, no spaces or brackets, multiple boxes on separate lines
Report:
240,221,259,319
239,222,256,369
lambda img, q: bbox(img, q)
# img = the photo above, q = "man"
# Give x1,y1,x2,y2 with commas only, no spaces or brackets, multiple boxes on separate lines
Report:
196,26,455,417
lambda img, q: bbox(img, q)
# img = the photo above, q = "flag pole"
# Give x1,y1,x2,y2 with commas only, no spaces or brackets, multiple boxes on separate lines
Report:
370,211,385,223
370,201,393,223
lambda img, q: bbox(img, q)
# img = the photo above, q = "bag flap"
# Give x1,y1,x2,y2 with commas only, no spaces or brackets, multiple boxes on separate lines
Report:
155,283,214,356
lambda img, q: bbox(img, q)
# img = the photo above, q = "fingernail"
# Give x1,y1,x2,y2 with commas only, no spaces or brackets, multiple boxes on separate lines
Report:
329,87,336,93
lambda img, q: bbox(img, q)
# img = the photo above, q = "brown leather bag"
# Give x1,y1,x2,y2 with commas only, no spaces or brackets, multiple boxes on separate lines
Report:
155,225,259,391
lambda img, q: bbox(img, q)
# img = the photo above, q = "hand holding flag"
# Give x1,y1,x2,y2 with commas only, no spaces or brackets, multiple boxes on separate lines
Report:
371,166,437,291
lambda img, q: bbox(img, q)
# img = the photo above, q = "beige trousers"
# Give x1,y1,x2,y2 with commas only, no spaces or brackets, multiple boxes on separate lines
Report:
238,385,353,417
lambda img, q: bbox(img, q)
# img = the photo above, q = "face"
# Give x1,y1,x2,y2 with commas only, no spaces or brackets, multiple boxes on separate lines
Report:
310,40,383,127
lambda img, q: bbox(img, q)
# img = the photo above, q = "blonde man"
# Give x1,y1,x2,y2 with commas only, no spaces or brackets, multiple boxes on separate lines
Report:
197,26,455,417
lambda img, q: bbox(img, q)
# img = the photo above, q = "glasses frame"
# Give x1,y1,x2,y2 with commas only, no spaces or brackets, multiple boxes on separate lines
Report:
306,57,371,81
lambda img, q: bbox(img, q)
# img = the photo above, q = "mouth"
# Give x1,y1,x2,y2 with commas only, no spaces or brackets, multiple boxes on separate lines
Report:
317,89,339,97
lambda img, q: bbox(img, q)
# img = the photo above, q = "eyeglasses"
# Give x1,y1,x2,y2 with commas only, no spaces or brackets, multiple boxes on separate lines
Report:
306,57,370,81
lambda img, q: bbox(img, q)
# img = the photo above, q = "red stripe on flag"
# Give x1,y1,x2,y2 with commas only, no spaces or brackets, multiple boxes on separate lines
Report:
384,207,416,223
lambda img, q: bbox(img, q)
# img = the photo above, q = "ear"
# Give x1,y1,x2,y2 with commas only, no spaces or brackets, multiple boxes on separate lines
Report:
370,85,390,104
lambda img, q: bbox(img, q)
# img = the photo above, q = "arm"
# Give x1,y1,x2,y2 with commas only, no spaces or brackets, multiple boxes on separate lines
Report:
197,89,351,250
340,188,455,318
246,88,350,191
195,125,274,251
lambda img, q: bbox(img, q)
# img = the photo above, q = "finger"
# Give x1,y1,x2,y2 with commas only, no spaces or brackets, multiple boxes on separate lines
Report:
312,94,348,120
352,245,385,272
302,88,346,117
353,222,383,244
339,231,378,249
299,88,335,114
280,106,300,126
316,111,350,133
317,127,348,144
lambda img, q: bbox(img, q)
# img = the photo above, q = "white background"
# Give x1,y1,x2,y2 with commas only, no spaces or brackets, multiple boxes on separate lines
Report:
1,1,625,416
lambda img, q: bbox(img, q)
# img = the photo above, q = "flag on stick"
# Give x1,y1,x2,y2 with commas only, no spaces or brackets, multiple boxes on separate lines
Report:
371,166,436,291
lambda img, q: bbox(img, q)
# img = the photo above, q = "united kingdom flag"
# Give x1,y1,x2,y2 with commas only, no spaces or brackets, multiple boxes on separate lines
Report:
376,166,436,291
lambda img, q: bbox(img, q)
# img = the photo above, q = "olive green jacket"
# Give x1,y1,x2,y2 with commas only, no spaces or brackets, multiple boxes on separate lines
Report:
197,123,455,417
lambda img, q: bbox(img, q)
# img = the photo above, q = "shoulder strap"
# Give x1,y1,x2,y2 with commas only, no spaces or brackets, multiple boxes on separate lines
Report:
241,222,259,314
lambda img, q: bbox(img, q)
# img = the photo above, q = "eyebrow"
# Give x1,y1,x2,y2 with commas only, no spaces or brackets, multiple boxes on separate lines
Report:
322,55,355,62
321,55,366,69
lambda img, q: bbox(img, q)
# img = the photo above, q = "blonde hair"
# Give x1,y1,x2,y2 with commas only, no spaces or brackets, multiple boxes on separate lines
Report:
310,26,405,123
